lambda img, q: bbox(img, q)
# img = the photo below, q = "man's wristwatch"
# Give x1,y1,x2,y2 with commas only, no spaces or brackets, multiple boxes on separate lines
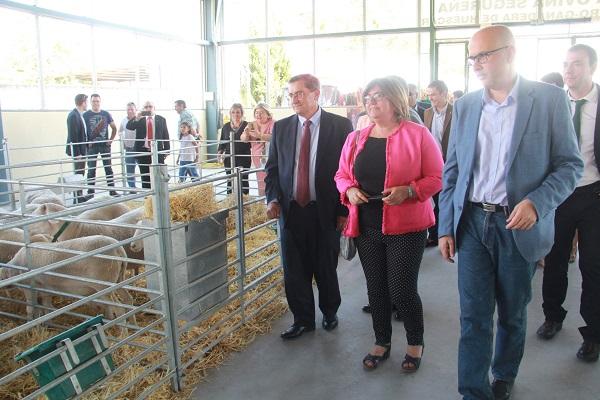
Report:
407,185,414,199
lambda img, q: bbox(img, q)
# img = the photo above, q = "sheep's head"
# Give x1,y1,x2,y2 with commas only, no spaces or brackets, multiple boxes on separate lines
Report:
27,203,66,236
130,221,145,253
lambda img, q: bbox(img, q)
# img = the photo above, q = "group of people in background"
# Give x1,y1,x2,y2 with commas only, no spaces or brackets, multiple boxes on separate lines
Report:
66,97,203,197
259,24,598,400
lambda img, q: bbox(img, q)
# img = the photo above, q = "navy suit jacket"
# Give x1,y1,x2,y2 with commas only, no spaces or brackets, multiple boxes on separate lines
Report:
439,77,584,262
265,109,353,231
126,115,170,153
66,108,87,157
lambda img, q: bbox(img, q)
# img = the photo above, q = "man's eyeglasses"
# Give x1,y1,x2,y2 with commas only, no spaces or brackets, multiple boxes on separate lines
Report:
144,105,154,109
288,91,306,100
363,92,386,104
467,46,509,66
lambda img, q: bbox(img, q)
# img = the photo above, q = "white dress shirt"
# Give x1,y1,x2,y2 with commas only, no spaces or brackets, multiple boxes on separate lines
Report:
568,84,600,187
431,104,448,151
469,77,520,206
293,107,322,202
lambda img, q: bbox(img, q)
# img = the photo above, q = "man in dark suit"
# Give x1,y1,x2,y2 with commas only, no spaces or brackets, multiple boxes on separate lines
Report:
265,74,353,339
439,26,582,399
126,101,170,188
424,80,453,247
537,44,600,363
66,93,89,203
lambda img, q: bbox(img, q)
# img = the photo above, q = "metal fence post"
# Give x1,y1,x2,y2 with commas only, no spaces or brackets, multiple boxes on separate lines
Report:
119,139,128,189
150,163,182,391
3,138,16,210
233,167,247,324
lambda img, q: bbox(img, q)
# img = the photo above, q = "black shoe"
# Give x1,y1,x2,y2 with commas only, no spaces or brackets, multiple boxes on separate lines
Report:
322,315,338,331
362,305,371,313
536,320,562,340
280,324,315,339
77,194,92,204
491,379,513,400
109,190,120,197
576,341,600,362
362,344,391,370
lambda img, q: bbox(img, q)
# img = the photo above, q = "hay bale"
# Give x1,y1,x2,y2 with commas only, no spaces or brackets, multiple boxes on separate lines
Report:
144,184,219,223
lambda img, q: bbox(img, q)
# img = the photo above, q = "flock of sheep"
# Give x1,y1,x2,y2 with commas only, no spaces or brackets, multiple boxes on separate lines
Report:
0,189,150,328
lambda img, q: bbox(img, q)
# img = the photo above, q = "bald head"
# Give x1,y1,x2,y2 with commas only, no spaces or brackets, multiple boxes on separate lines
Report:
468,25,517,91
471,25,515,50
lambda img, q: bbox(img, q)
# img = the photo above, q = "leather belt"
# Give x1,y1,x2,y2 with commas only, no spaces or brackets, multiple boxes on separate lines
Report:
469,201,509,216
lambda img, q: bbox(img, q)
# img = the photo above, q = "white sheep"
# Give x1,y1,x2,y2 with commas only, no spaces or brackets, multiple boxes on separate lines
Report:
55,207,146,275
77,203,130,221
25,188,65,207
27,203,68,237
0,228,50,263
2,235,135,329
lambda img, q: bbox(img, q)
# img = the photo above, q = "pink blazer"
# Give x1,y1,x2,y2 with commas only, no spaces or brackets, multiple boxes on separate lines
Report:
335,121,443,237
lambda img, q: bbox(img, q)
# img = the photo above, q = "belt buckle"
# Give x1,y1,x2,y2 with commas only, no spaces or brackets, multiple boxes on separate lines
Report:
481,202,496,213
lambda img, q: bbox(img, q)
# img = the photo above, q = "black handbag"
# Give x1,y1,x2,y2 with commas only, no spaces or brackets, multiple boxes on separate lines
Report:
339,130,361,261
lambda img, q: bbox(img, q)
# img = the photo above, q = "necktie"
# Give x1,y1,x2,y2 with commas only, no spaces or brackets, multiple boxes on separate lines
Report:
147,116,154,145
572,98,587,146
296,120,312,207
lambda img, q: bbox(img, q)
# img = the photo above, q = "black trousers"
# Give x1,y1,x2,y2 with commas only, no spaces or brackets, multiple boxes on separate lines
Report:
356,227,427,346
279,201,341,327
543,181,600,343
137,153,166,189
224,158,250,195
72,156,86,203
86,144,114,194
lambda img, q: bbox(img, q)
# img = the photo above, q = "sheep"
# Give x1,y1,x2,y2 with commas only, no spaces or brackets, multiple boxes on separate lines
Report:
130,221,146,254
0,228,50,263
2,235,135,330
55,207,146,275
77,203,130,221
26,203,68,237
25,188,65,207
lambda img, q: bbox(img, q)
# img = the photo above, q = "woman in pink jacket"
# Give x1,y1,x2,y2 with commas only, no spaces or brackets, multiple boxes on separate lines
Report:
241,102,274,196
335,76,443,372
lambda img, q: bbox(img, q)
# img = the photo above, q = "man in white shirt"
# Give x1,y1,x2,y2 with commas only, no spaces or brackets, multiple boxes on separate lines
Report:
118,102,139,191
537,44,600,363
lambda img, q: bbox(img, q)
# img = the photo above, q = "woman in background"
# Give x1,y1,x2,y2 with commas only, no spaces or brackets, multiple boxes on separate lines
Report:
241,102,275,196
218,103,251,194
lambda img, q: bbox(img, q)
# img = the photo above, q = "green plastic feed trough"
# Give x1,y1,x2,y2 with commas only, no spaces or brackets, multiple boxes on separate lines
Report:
14,315,115,400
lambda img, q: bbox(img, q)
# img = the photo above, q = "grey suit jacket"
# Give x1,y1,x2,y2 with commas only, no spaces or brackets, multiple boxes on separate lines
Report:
439,77,584,262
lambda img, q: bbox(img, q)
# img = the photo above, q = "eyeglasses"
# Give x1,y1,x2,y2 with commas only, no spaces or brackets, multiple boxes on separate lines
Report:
144,105,154,109
287,91,306,100
363,92,386,104
467,46,509,66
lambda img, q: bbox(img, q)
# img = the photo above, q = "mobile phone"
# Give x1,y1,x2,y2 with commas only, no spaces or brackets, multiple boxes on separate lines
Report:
140,111,152,116
367,194,384,200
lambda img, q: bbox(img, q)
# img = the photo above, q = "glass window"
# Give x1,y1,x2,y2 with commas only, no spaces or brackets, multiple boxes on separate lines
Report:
36,0,92,18
544,2,600,21
268,40,314,107
480,1,537,24
0,8,41,109
437,42,467,94
315,37,364,106
92,27,139,110
267,0,312,37
222,0,266,40
434,0,477,26
365,33,421,87
366,0,419,30
315,0,363,34
535,38,572,82
39,17,93,109
220,43,268,108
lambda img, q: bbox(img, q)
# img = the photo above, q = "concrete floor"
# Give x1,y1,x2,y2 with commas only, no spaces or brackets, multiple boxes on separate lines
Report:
191,248,599,400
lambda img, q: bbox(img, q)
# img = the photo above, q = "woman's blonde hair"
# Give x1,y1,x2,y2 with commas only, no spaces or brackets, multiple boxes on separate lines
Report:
253,102,273,120
363,75,411,123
